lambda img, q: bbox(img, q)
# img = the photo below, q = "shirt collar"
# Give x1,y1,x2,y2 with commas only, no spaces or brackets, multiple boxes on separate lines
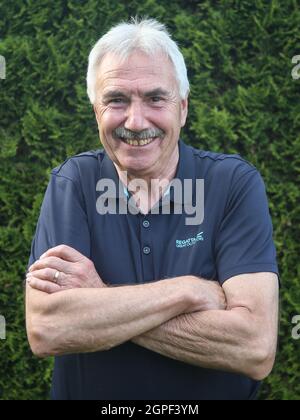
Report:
169,140,196,205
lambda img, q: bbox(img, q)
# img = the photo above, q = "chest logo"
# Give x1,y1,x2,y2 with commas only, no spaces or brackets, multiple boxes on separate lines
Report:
176,232,204,248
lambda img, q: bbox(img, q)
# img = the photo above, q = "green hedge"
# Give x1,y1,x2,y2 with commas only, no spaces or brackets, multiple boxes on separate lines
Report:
0,0,299,400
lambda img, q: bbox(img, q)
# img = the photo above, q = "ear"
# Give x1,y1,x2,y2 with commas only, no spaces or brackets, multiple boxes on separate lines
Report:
180,97,188,127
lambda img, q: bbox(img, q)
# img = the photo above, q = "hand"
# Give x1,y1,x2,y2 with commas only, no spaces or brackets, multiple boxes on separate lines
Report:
184,276,227,313
26,245,106,294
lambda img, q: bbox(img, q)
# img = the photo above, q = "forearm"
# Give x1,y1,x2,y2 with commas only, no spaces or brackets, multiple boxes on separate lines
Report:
132,308,272,380
26,277,193,357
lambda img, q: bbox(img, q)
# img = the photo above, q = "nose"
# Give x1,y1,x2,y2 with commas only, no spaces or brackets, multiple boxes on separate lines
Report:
124,100,148,132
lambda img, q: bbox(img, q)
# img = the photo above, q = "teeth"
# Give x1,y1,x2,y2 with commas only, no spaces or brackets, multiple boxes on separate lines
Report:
122,137,157,146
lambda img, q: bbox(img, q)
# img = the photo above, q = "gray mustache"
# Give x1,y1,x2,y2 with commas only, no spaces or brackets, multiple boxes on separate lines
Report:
114,127,164,140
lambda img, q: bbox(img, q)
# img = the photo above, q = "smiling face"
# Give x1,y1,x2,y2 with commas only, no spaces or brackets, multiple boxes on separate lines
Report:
93,51,188,178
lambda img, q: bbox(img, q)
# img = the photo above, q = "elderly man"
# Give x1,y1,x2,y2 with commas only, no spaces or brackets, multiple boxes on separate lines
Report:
26,18,279,400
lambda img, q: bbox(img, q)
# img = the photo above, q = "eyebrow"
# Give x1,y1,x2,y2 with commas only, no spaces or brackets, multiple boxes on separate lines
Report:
143,88,170,98
102,88,170,101
102,91,127,101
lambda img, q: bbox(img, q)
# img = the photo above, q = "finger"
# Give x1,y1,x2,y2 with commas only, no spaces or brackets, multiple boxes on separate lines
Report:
28,256,69,273
27,277,61,294
40,245,85,263
27,268,63,284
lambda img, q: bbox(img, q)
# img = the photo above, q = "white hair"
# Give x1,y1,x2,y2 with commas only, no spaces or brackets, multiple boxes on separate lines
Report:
87,17,190,104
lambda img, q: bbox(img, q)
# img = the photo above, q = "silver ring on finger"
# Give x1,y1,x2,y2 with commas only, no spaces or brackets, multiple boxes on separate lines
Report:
53,270,60,284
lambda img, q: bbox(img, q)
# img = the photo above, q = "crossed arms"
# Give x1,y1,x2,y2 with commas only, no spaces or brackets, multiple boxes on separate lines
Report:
26,245,279,381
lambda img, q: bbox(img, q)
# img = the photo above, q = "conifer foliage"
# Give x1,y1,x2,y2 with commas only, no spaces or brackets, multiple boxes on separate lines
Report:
0,0,299,400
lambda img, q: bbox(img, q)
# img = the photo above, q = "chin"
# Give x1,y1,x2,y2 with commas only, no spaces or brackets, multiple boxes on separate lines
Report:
117,154,156,171
122,163,154,174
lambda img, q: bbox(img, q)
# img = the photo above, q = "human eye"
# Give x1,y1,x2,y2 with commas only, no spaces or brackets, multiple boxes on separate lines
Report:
110,98,126,104
102,94,129,106
148,96,166,107
151,96,163,103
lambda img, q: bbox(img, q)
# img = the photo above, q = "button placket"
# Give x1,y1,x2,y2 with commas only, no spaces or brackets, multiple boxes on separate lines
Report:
140,215,154,282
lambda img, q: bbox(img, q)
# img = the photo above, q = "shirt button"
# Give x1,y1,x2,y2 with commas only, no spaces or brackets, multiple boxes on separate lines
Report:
143,220,150,228
143,246,151,255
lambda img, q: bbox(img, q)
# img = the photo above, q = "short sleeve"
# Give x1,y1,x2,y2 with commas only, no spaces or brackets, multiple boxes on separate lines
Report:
215,168,278,284
27,173,91,268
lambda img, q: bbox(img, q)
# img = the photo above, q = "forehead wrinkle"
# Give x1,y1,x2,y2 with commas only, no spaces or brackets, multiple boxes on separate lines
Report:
96,56,179,100
97,51,176,82
100,77,174,99
105,65,160,74
98,61,174,85
99,71,163,90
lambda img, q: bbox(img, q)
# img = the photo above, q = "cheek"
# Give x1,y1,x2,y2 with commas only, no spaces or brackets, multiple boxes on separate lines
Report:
159,112,181,138
97,107,124,132
148,109,174,132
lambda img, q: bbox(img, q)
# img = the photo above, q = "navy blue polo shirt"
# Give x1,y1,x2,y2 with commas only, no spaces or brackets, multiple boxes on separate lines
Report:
28,140,278,400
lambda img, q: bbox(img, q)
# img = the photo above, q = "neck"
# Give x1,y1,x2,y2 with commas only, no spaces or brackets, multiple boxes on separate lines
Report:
114,143,180,212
